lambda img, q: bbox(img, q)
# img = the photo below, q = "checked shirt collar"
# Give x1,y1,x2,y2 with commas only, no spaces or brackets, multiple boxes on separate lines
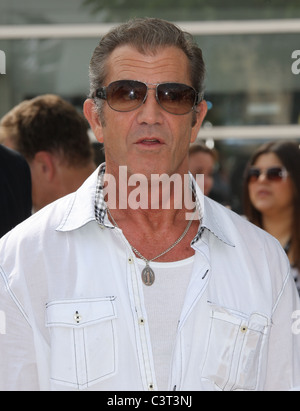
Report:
94,163,204,245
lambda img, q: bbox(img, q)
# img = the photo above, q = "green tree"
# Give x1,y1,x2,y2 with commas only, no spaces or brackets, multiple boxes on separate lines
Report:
81,0,300,21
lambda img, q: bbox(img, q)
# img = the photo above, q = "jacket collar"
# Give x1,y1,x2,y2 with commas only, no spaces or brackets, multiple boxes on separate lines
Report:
201,197,235,247
55,167,99,232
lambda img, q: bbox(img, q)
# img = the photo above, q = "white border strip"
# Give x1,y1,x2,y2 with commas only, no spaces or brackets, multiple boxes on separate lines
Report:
0,19,300,39
198,125,300,140
180,19,300,35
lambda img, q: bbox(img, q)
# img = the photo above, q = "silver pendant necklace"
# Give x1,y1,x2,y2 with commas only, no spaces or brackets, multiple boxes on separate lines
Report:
107,208,196,286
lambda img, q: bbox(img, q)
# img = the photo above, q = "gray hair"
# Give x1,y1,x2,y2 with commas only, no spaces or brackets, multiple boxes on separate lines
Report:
88,17,206,112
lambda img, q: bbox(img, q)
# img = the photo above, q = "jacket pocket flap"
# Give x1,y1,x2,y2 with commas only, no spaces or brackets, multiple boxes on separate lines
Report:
46,297,117,328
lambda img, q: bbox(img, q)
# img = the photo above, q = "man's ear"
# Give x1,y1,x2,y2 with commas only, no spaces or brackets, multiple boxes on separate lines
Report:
32,151,56,182
190,100,208,144
83,99,104,143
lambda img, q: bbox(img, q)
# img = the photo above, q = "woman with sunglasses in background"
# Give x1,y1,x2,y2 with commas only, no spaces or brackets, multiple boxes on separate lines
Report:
243,140,300,295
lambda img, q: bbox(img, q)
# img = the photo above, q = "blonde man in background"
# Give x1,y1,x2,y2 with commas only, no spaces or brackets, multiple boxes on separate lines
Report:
0,94,96,212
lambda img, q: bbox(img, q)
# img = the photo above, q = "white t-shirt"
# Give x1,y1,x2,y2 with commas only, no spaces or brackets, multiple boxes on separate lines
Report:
136,256,195,391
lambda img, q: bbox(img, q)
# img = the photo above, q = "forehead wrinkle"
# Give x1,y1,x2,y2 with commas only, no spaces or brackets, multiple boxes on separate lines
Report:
107,50,190,82
113,57,177,71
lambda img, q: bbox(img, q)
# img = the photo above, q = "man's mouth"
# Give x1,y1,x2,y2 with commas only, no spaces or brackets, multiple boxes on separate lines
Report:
136,137,164,145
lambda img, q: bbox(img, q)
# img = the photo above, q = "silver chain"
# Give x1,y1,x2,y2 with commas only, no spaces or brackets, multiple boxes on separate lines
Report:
106,207,196,264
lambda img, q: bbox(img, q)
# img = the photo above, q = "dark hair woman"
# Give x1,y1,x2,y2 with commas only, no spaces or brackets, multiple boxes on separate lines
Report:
243,140,300,295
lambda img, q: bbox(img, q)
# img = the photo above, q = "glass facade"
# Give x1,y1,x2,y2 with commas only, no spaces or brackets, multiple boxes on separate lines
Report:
0,0,299,212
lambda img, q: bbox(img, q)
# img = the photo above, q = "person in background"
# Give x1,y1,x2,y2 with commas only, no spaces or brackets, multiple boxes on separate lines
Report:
92,141,106,166
243,140,300,295
0,18,300,392
0,145,32,237
0,94,96,212
188,142,218,196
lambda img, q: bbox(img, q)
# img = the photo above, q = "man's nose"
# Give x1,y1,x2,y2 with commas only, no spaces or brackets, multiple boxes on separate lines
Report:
137,88,164,124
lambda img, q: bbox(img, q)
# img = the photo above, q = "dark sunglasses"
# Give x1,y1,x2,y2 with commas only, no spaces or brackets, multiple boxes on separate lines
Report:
93,80,202,115
247,167,289,183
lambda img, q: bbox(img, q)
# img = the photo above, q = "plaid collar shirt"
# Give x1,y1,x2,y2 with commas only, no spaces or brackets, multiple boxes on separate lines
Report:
94,163,205,245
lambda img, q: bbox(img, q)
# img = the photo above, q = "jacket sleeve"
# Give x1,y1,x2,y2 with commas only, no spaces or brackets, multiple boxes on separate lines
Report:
0,266,41,391
263,269,300,391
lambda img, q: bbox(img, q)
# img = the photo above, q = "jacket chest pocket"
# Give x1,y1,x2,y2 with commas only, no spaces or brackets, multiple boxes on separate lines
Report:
201,305,269,391
46,297,117,390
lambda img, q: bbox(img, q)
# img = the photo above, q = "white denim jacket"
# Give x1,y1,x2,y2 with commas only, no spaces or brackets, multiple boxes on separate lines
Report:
0,166,300,391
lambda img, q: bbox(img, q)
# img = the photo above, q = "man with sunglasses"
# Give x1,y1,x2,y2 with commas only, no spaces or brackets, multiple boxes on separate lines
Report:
1,18,300,392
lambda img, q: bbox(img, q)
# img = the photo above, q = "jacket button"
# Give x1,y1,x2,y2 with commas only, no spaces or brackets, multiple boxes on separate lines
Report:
74,311,82,323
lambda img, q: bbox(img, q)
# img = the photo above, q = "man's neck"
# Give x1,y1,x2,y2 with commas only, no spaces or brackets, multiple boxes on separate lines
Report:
104,168,196,220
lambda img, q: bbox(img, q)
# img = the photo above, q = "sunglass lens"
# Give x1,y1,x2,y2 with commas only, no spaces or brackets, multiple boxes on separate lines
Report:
247,169,260,183
247,167,286,183
157,83,196,115
267,168,284,181
107,81,147,112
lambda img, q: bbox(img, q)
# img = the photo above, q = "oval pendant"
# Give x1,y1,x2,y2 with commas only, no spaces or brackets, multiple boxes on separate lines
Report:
142,264,155,286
